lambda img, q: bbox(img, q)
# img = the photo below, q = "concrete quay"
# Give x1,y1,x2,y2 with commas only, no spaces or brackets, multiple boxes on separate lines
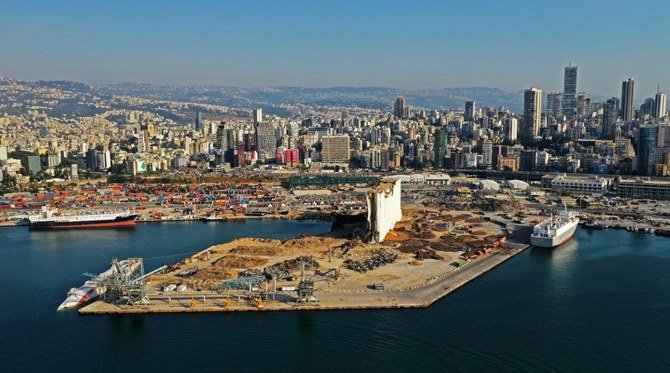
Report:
79,245,528,315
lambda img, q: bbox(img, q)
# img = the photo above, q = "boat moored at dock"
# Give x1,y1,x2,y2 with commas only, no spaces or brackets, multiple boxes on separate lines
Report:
28,206,138,230
58,258,143,310
531,208,579,248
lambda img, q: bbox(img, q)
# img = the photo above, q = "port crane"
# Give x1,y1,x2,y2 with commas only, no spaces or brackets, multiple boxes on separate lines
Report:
103,258,167,306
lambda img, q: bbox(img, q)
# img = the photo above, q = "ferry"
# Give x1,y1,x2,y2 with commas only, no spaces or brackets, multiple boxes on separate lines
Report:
531,208,580,248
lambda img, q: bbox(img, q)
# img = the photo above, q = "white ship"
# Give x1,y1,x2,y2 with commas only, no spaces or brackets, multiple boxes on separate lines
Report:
531,208,580,248
28,206,137,230
57,259,141,310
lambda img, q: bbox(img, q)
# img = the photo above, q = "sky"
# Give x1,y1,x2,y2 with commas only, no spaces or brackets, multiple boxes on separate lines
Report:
1,0,668,98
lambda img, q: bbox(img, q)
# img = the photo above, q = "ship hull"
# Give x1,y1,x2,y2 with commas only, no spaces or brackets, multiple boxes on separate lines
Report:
30,215,137,230
531,220,579,248
57,286,102,310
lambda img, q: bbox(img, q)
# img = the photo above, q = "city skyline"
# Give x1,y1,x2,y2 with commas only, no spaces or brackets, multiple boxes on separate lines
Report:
2,1,670,97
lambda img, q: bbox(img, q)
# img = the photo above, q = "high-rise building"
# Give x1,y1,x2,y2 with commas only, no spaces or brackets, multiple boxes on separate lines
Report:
393,96,406,118
564,65,577,95
195,111,202,131
100,150,111,170
621,78,635,123
641,98,655,117
638,125,657,176
252,108,263,125
577,93,589,117
255,123,276,161
482,140,492,167
20,155,41,175
655,91,667,119
563,65,578,119
464,101,476,122
433,127,448,170
657,125,670,147
520,149,537,171
85,148,98,170
547,92,563,119
215,125,228,163
321,135,350,164
504,117,518,142
226,129,236,151
523,87,542,138
602,98,619,140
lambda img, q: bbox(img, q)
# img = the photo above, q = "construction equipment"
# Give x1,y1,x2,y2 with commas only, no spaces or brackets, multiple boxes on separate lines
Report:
222,298,232,310
253,298,264,309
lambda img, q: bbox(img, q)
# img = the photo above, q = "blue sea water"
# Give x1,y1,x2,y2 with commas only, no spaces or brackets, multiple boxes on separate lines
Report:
1,222,669,372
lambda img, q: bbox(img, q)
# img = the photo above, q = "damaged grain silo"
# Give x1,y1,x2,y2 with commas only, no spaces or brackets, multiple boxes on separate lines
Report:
366,179,402,243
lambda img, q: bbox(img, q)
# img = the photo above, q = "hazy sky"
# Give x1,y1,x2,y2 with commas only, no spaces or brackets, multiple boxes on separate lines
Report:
1,0,668,97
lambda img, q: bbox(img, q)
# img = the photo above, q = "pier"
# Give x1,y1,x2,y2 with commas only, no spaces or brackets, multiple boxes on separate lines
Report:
79,243,528,315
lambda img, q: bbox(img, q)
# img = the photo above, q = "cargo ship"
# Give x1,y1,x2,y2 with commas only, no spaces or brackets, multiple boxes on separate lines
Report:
57,258,142,310
28,206,138,230
531,208,579,248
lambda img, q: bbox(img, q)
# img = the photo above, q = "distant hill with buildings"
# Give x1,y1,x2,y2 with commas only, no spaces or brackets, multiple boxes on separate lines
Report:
100,83,525,112
2,75,618,117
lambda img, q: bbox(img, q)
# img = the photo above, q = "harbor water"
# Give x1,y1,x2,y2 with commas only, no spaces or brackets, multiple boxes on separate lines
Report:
1,221,669,371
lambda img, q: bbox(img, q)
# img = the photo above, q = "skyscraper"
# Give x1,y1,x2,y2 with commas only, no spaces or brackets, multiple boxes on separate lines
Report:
564,65,577,94
393,96,406,118
621,78,635,123
504,117,518,142
464,100,476,122
252,108,263,125
641,98,655,117
563,65,577,119
654,91,667,119
195,111,202,131
255,122,276,161
547,92,563,119
482,140,492,167
216,124,228,163
637,125,657,176
602,98,619,140
523,87,542,138
577,93,589,117
433,127,448,170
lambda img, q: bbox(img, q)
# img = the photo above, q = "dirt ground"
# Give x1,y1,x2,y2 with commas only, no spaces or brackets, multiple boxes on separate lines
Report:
146,207,507,297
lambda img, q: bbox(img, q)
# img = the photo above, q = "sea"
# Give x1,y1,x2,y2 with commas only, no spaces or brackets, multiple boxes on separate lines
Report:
1,220,669,372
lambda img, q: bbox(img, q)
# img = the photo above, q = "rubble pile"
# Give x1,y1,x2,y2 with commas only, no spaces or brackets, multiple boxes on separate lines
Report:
213,255,268,269
264,256,319,280
414,249,443,260
216,275,266,291
344,249,398,273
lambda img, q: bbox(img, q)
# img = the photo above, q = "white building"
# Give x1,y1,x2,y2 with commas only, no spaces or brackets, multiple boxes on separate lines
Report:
550,174,610,195
478,179,500,192
507,179,529,190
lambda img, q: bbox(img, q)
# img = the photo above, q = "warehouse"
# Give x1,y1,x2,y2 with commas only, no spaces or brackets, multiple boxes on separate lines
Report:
616,178,670,201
